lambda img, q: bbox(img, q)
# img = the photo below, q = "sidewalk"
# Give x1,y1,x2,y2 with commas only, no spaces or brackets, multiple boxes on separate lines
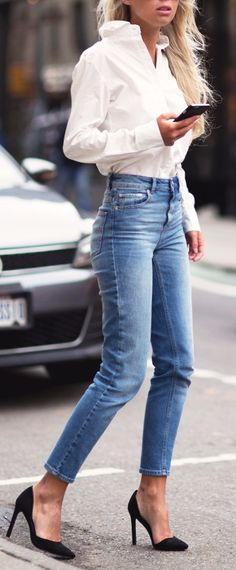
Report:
197,205,236,272
0,537,79,570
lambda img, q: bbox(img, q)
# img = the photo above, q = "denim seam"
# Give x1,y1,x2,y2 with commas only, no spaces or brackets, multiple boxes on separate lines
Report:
152,195,171,251
112,208,124,363
153,258,179,473
161,191,182,233
91,211,108,259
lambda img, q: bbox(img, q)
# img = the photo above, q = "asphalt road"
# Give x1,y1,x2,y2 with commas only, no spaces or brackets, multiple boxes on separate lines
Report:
0,276,236,570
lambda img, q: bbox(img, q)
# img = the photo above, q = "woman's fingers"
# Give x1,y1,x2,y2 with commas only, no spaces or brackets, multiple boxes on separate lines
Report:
185,231,205,262
157,113,200,146
174,115,200,130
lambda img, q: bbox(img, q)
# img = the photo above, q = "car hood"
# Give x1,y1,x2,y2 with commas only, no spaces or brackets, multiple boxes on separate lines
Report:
0,181,81,248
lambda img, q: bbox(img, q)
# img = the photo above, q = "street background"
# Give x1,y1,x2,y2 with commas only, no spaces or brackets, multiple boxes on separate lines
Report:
0,0,236,569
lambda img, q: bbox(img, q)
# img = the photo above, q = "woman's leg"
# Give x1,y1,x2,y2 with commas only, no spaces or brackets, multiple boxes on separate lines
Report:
137,212,194,542
34,181,157,538
44,215,153,483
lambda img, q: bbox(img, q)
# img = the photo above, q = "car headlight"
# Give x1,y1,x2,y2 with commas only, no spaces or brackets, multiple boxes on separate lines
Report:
73,235,92,268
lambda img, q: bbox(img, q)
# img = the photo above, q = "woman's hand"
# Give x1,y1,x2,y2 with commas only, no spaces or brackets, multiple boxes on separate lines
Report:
157,113,200,146
185,231,204,262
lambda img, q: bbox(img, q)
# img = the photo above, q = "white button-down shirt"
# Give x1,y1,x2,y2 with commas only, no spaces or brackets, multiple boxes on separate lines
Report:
64,20,200,232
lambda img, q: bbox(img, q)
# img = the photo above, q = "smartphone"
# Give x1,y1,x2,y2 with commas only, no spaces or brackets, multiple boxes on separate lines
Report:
173,104,210,122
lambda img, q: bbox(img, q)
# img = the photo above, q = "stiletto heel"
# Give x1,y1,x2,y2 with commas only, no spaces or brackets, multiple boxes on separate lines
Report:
6,486,75,559
6,503,20,538
128,490,188,551
130,514,137,545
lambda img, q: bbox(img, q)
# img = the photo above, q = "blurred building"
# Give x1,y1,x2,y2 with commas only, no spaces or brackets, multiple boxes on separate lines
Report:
184,0,236,217
0,0,102,213
0,0,97,157
0,0,236,217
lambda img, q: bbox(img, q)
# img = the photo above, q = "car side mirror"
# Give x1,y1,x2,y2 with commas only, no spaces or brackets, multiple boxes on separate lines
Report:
21,157,57,184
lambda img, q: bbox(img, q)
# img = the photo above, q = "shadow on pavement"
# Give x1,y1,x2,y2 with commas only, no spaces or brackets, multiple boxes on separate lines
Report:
0,361,100,410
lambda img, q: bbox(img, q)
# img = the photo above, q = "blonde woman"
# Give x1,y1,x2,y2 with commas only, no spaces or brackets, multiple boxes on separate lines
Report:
7,0,213,559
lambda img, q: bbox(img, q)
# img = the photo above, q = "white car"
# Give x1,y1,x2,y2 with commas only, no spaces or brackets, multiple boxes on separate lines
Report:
0,146,102,379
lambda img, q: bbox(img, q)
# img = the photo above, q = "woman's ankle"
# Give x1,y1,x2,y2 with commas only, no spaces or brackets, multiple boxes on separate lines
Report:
33,474,67,506
138,476,167,495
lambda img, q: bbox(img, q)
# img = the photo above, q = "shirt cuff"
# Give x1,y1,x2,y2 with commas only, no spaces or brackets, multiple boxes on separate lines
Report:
182,210,201,233
135,119,164,151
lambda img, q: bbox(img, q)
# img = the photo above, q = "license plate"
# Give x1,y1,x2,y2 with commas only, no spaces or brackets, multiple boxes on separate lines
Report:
0,296,28,328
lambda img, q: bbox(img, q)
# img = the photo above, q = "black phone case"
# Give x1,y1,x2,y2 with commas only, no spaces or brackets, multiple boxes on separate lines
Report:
174,105,209,122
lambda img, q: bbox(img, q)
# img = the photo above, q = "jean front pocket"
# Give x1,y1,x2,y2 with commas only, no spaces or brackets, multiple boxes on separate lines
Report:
114,188,151,210
90,209,108,258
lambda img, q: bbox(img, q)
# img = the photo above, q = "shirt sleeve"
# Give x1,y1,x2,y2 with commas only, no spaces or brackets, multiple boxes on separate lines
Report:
63,54,164,164
176,164,201,233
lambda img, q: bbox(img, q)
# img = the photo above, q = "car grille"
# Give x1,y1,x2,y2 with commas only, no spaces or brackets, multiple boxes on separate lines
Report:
0,309,87,350
82,301,103,346
0,248,77,272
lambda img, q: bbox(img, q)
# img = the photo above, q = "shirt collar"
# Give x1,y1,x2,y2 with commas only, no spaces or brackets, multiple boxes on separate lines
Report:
157,34,169,51
99,20,169,50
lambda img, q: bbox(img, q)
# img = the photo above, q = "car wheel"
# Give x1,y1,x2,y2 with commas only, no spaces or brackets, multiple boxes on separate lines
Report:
46,358,101,384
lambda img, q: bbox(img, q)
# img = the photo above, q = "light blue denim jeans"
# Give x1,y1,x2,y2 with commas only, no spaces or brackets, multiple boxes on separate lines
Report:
45,173,194,483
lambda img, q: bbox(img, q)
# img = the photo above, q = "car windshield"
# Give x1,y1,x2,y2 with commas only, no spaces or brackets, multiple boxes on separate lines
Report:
0,148,27,187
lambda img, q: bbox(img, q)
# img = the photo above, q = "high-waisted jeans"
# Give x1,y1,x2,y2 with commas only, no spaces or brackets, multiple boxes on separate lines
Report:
45,173,194,483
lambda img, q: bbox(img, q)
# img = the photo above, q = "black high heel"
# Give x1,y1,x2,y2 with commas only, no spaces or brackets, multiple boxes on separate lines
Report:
128,490,188,551
6,486,75,559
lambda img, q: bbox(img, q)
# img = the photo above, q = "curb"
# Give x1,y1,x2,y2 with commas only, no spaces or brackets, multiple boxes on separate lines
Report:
0,538,81,570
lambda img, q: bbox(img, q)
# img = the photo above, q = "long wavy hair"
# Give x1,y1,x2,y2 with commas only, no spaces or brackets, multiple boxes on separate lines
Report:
96,0,215,138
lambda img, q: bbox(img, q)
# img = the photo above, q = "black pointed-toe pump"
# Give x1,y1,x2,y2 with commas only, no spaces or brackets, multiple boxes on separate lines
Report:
6,486,75,559
128,490,188,551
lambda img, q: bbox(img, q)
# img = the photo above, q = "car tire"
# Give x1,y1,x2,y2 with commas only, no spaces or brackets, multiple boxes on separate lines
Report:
46,358,101,384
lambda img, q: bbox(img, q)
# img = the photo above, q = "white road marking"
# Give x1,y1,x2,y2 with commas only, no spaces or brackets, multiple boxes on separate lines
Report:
147,360,236,386
191,275,236,298
194,368,236,386
1,454,236,488
0,467,124,487
172,453,236,467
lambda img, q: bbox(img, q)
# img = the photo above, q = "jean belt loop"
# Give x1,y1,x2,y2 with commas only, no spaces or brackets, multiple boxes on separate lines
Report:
151,177,156,194
107,172,112,191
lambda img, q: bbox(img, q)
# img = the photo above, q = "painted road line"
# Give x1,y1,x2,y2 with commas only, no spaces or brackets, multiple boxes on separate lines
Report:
172,453,236,467
147,360,236,386
194,368,236,386
190,275,236,297
1,455,236,488
0,468,124,487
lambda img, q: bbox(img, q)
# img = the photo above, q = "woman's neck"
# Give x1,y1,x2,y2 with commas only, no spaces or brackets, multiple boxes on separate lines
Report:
130,18,161,65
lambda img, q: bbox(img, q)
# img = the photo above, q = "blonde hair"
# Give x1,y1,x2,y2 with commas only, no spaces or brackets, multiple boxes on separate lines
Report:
97,0,215,138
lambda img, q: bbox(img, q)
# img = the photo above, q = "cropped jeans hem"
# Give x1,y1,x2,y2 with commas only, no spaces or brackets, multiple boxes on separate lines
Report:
139,468,170,477
44,462,75,484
